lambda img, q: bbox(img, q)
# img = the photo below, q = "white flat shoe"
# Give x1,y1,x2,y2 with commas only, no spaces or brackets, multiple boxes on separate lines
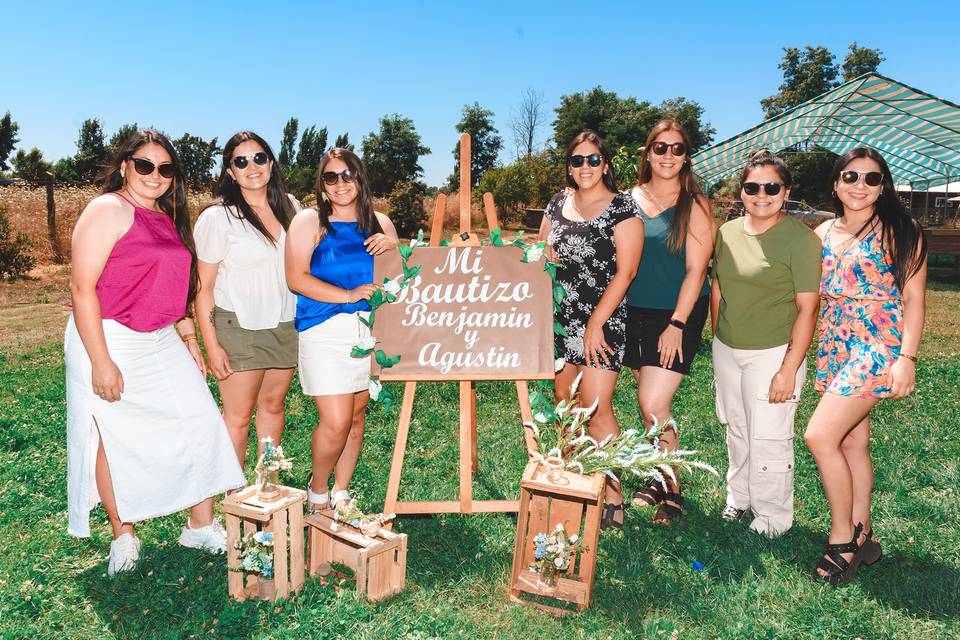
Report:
178,519,227,553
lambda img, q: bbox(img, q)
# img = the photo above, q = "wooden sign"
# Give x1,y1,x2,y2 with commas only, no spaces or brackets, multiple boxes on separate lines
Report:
372,245,554,381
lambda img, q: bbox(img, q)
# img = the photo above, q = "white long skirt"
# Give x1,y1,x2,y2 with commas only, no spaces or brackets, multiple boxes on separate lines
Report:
65,315,245,537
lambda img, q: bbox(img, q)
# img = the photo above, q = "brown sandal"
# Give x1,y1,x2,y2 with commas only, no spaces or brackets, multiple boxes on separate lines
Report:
653,491,684,525
632,479,665,508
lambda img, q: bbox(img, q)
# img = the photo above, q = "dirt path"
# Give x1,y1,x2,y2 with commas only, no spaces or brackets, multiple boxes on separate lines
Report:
0,265,72,356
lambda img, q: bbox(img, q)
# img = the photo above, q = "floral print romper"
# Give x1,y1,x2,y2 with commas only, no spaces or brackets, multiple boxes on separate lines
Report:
815,221,903,398
545,191,641,371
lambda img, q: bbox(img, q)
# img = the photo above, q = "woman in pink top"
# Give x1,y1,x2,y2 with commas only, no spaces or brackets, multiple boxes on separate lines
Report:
65,130,244,576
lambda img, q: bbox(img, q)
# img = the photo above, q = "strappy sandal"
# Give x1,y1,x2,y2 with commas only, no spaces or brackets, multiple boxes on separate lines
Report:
306,473,330,512
632,479,665,508
653,491,684,525
814,523,864,587
600,503,625,530
330,489,353,511
859,528,882,566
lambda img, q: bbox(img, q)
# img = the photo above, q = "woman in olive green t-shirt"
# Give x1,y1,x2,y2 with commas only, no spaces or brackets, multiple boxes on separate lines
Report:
710,150,821,537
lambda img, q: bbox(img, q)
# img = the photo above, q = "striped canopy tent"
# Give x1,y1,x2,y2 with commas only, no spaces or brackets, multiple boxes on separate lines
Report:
691,73,960,191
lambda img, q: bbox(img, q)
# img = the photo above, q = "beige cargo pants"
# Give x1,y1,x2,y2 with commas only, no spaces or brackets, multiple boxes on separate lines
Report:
712,337,806,537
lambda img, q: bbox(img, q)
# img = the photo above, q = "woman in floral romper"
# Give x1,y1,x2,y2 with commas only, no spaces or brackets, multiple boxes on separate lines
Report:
538,130,644,529
805,147,927,586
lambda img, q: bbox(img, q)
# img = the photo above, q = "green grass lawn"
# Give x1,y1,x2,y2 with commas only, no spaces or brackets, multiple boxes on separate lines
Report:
2,283,959,639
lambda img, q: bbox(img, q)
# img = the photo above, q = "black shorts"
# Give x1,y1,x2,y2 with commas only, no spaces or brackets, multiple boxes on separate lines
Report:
622,295,709,375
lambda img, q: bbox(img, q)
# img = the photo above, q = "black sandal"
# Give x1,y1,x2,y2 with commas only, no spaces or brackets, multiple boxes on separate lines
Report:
653,491,684,525
860,528,882,566
632,479,665,508
814,523,864,587
600,503,624,530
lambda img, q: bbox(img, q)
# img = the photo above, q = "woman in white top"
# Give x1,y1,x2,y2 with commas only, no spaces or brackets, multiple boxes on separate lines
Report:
194,131,300,466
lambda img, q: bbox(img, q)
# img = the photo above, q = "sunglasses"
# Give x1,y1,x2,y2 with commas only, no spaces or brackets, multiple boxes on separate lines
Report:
651,141,687,157
321,169,357,186
742,182,784,196
130,157,176,179
568,154,602,168
840,170,883,187
232,152,269,169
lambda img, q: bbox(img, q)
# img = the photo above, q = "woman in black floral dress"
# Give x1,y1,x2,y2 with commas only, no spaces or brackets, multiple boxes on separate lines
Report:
538,130,644,528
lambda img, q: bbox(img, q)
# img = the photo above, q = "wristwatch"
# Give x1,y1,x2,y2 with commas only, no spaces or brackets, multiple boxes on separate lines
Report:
668,318,686,330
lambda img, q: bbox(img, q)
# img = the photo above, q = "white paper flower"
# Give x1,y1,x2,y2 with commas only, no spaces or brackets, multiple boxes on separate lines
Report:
553,556,565,569
368,378,382,401
524,244,545,262
358,335,376,350
533,412,549,424
383,276,403,296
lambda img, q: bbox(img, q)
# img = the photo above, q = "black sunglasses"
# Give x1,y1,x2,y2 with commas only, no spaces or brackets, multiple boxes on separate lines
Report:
232,152,269,169
742,182,784,196
568,154,602,168
321,169,357,186
651,141,687,157
130,157,176,179
840,170,883,187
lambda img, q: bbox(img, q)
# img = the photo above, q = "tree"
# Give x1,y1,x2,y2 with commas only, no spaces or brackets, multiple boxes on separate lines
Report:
842,42,884,81
74,118,108,183
173,133,220,192
448,102,503,190
12,148,53,186
553,87,662,152
0,112,20,172
510,88,547,158
478,150,560,220
761,46,838,119
53,157,80,185
279,117,299,168
106,123,139,159
296,125,327,170
334,133,352,150
387,180,427,236
658,97,716,152
784,146,838,207
362,115,430,196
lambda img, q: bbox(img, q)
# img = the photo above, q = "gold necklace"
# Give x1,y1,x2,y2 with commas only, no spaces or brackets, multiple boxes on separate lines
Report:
639,184,679,214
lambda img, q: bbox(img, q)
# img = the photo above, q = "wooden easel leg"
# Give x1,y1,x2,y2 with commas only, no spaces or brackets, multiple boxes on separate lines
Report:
384,381,417,522
459,380,474,513
515,380,537,455
470,382,478,475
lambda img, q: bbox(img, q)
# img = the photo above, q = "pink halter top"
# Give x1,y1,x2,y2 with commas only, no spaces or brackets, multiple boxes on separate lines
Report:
95,192,191,331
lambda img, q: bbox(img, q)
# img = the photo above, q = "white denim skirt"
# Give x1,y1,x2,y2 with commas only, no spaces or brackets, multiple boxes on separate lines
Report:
298,312,371,396
64,315,245,537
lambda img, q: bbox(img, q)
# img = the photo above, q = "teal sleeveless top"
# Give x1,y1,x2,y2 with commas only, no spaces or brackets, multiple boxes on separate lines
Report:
626,205,710,310
295,221,372,332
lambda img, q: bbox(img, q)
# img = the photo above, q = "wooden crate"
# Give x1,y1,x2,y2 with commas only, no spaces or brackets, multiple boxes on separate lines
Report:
509,460,605,615
305,512,407,602
222,486,306,602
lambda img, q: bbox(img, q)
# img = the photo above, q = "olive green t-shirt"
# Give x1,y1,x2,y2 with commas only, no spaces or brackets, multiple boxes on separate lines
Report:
713,215,822,349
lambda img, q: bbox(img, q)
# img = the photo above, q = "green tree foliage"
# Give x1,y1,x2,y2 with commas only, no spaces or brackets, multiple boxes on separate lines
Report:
658,97,717,153
0,203,36,281
785,147,838,207
12,148,52,186
296,125,327,169
478,150,559,220
842,42,885,81
279,117,299,168
362,115,430,196
0,112,20,172
387,179,426,237
53,157,80,185
334,133,352,150
173,133,220,192
106,123,139,159
448,102,503,190
74,119,108,183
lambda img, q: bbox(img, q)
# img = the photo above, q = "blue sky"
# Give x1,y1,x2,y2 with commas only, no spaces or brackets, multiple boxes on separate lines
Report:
4,1,958,187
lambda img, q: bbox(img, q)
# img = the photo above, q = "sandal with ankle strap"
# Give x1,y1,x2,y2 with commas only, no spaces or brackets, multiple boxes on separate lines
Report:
814,522,864,587
632,479,665,508
306,473,330,513
600,503,624,530
859,528,882,566
653,491,684,525
330,489,353,511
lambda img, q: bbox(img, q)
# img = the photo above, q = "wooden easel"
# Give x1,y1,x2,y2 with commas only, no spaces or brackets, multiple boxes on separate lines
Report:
382,133,548,517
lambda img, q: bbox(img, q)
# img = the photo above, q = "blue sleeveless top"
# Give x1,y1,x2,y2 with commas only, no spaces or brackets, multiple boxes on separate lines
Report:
295,221,373,332
626,205,710,310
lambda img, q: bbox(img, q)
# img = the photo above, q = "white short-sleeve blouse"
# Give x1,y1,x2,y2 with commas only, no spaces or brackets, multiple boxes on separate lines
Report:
193,198,300,330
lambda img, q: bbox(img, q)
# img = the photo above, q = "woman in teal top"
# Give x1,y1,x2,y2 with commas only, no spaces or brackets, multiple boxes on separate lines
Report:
286,148,399,512
623,120,715,524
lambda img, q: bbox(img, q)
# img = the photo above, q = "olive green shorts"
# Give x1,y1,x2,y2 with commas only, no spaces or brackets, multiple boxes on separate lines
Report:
213,306,298,371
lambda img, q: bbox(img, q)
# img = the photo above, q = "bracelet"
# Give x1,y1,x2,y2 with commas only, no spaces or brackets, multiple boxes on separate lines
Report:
899,352,918,363
181,334,198,343
668,318,686,330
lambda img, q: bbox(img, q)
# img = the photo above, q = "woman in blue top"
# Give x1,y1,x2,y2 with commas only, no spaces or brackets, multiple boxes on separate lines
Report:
285,148,399,511
622,120,714,524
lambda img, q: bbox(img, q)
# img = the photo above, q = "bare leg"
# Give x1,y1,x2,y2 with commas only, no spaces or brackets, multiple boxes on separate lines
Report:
187,497,215,528
553,363,579,404
254,368,296,457
309,393,355,505
840,415,873,534
95,431,134,539
804,393,877,575
633,366,685,521
331,391,370,494
216,369,264,466
579,366,623,524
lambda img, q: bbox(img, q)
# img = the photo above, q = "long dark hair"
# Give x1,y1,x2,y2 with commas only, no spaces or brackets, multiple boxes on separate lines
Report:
565,130,618,193
830,147,927,290
315,148,382,236
637,119,708,252
210,131,296,243
98,129,198,308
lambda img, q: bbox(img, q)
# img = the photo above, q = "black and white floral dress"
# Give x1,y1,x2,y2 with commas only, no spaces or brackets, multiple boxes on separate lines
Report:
545,191,642,371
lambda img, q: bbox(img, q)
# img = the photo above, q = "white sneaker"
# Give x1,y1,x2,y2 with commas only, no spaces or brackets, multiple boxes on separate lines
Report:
108,533,141,576
178,519,227,554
